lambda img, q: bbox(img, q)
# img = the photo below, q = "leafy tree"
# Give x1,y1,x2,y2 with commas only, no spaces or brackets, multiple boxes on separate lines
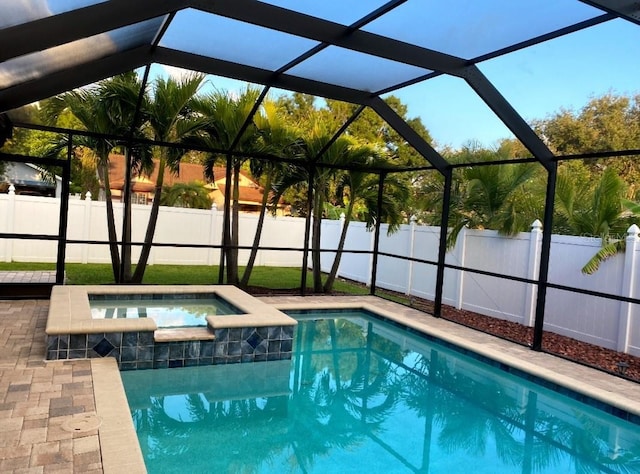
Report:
535,93,640,193
67,148,101,197
1,105,52,157
1,104,99,196
534,94,640,273
276,92,320,124
0,113,11,156
537,94,640,155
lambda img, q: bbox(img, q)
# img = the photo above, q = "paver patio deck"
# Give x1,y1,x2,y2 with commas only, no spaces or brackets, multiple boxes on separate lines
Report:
0,300,103,473
0,272,60,299
0,272,57,285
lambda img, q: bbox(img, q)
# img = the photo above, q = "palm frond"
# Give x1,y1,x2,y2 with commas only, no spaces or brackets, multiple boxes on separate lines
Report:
622,198,640,215
581,239,625,274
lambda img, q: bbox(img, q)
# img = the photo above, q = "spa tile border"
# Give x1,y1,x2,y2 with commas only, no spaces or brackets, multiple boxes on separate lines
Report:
46,325,294,370
46,285,297,368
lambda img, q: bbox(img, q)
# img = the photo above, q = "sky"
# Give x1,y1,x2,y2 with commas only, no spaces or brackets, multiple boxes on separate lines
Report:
153,13,640,152
389,18,640,150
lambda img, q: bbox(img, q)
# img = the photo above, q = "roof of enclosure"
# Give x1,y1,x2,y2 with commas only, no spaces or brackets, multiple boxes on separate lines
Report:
1,0,639,171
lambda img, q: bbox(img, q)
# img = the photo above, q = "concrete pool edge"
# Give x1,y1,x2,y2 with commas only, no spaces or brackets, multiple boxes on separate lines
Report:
92,358,146,474
269,297,640,421
46,285,295,335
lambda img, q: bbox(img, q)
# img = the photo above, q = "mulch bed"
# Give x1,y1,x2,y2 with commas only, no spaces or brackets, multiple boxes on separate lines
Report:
246,285,640,383
439,304,639,383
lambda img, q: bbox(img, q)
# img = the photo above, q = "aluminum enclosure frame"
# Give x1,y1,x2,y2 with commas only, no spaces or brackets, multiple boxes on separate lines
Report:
1,0,639,356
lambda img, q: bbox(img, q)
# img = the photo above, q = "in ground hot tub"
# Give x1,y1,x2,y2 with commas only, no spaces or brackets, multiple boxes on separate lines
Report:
89,292,244,328
46,285,296,369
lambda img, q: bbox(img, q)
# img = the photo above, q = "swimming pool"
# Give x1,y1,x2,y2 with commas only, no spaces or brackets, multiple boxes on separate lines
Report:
89,292,243,328
121,308,640,473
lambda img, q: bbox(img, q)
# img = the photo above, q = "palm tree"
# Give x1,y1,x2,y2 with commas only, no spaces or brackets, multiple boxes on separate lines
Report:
273,127,363,292
44,72,148,282
131,73,205,283
420,143,540,249
323,155,409,292
99,74,154,281
239,100,296,287
190,87,263,285
160,181,212,209
554,166,640,274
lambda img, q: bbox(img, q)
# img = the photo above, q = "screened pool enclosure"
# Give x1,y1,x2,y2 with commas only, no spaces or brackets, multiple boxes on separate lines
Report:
1,1,640,361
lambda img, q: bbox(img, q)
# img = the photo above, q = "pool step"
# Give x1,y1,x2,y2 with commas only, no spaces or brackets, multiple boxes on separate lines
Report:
154,326,215,343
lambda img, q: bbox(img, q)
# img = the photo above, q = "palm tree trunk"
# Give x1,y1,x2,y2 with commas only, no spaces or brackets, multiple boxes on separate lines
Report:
100,158,121,282
219,157,233,283
311,193,323,293
132,157,166,283
120,149,133,282
227,161,241,285
121,186,132,282
240,169,273,288
323,200,354,293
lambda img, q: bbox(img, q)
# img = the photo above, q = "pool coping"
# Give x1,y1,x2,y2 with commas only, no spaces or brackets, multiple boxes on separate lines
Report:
92,357,146,474
46,285,296,335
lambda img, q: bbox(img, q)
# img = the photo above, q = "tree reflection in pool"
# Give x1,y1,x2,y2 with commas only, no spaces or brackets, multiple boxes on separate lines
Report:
121,310,640,473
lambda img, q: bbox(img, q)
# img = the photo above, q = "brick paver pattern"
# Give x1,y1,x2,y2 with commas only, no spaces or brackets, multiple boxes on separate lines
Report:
0,272,57,284
0,300,103,473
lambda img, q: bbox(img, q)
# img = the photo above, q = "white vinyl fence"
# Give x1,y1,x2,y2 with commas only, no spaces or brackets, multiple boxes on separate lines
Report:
1,191,638,356
0,190,306,267
323,215,640,356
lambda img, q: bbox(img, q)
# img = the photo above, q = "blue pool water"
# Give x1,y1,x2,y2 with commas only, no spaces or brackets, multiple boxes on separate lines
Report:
89,293,243,327
121,309,640,473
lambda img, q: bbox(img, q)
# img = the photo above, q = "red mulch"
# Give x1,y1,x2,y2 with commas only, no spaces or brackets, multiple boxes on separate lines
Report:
246,285,640,383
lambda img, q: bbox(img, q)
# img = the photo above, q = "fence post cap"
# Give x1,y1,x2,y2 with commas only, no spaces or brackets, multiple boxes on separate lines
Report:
531,219,542,231
8,184,15,195
626,224,640,238
410,215,417,223
339,212,345,221
212,203,217,211
84,191,92,200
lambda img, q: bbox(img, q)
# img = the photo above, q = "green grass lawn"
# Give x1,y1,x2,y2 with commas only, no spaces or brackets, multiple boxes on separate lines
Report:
0,262,369,295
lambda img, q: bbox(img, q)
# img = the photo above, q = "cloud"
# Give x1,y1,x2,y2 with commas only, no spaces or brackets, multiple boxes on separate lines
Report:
159,64,194,81
0,33,119,89
2,0,51,29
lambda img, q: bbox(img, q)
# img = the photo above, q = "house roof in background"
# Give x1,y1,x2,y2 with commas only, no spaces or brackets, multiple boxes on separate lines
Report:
106,153,275,205
107,154,255,187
